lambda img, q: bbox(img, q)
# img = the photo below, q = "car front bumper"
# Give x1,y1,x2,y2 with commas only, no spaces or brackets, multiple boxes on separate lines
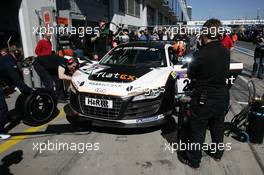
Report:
64,104,171,128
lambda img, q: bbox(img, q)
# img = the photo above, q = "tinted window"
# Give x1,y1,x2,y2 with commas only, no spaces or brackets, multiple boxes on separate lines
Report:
100,47,167,67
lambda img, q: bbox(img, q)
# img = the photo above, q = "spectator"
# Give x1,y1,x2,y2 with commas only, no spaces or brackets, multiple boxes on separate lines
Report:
35,33,52,56
220,32,234,50
158,30,163,40
151,31,160,41
129,30,138,42
0,48,7,56
70,27,85,58
162,29,168,41
138,30,147,41
91,20,110,60
58,46,74,57
144,28,150,41
231,32,238,44
167,30,173,40
252,34,264,79
189,33,197,50
84,30,96,59
117,29,130,44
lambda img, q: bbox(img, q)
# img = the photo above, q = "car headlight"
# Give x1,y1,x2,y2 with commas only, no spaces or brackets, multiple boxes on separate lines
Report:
132,87,164,101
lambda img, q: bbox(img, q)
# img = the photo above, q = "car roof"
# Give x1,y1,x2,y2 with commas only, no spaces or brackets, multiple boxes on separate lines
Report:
116,41,173,49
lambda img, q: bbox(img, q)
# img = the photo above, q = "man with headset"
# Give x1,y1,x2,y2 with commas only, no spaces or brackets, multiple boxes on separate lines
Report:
177,19,230,169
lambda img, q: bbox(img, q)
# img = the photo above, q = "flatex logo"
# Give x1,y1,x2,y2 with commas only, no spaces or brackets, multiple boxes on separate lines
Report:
93,72,136,81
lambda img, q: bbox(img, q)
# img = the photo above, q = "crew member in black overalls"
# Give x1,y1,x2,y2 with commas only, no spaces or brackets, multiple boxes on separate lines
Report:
33,55,77,103
0,46,32,139
177,19,230,169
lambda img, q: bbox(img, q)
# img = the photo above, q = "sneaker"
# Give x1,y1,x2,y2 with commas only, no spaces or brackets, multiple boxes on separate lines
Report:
0,134,11,140
204,150,222,162
177,152,200,169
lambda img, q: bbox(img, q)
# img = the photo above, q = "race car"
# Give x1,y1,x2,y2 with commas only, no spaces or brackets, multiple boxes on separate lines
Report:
64,42,243,128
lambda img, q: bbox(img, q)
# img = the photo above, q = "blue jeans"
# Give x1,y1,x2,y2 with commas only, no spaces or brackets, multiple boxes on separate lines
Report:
0,85,8,131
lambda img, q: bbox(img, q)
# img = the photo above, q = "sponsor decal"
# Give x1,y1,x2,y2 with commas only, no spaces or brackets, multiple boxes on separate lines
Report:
136,116,159,123
170,71,177,79
93,72,136,81
143,87,165,96
85,97,113,109
88,82,122,87
177,74,238,93
94,88,106,93
126,86,133,92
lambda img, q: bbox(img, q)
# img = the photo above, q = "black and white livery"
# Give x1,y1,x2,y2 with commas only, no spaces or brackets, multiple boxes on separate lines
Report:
64,42,243,128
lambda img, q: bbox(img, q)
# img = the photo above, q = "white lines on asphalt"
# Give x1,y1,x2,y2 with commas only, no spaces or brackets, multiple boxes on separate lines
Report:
234,46,254,57
235,46,254,52
236,101,248,105
238,75,249,85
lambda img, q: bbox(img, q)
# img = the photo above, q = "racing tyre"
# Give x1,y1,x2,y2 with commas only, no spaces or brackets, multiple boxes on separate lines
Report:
238,131,250,143
15,88,58,126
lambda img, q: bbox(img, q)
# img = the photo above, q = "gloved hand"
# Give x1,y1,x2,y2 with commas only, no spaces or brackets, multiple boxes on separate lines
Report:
14,80,34,94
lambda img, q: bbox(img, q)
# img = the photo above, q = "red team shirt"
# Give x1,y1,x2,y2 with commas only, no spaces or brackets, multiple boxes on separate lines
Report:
35,39,52,56
221,34,234,50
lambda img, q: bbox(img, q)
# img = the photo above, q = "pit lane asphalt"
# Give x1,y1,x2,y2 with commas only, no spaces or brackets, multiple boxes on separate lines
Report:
0,41,263,175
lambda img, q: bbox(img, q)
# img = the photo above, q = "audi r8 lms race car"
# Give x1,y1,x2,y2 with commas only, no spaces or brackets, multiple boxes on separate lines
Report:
64,42,243,128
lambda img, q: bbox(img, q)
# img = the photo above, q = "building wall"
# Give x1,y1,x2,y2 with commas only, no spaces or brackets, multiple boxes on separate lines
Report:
19,0,57,57
110,0,147,27
55,0,190,28
110,0,190,27
56,0,109,22
187,6,192,20
18,0,191,57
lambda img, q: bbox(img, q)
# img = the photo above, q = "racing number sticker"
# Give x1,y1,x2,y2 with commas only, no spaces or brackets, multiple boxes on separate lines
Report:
177,78,191,93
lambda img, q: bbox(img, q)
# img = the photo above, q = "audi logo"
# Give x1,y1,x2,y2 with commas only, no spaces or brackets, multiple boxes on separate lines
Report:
95,88,106,93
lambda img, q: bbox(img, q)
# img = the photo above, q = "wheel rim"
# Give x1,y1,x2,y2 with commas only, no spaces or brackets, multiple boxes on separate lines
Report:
240,131,250,143
27,94,55,122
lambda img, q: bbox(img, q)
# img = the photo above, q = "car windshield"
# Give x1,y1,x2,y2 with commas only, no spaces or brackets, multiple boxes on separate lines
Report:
100,46,167,67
